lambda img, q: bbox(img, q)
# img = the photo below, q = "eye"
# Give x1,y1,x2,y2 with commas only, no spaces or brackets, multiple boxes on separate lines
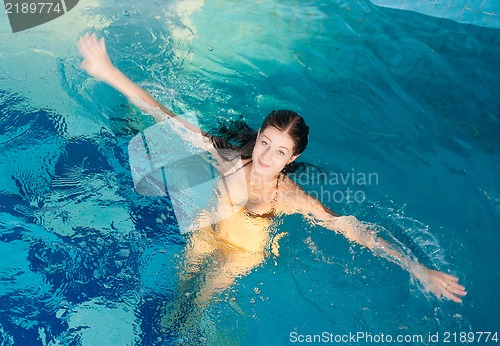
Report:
261,140,269,147
277,150,285,156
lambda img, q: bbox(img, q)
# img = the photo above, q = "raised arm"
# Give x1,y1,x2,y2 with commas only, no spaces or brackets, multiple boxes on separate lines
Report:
282,178,467,303
77,33,214,147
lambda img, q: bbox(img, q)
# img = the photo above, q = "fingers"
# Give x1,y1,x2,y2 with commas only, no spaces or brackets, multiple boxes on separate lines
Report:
441,274,466,293
83,33,96,57
99,37,107,53
427,269,467,303
76,32,88,55
77,32,94,58
440,272,459,282
448,280,466,293
77,33,105,58
447,280,467,296
443,291,461,303
442,287,465,303
80,60,88,72
440,277,467,303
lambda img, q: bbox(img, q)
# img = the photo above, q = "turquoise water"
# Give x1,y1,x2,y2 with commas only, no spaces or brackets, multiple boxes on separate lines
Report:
0,0,499,345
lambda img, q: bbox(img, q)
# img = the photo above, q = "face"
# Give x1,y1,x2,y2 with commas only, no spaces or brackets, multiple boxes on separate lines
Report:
251,126,299,178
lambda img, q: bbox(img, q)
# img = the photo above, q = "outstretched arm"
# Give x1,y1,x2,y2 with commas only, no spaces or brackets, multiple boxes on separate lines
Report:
77,33,212,145
283,179,467,303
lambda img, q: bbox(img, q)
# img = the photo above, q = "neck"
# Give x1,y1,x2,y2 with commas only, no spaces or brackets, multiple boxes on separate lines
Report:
248,161,279,185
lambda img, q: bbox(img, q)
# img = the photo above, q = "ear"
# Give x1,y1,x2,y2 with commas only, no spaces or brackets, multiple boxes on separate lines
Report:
288,154,299,164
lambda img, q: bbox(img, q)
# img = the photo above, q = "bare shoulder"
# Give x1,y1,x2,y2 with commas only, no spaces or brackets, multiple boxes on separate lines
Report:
276,174,339,218
205,139,244,174
279,175,303,194
276,174,308,214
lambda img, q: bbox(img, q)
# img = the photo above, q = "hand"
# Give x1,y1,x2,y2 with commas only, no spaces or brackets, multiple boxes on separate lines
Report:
424,268,467,303
77,33,115,82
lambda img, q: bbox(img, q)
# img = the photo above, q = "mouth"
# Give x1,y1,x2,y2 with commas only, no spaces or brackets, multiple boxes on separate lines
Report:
258,159,270,168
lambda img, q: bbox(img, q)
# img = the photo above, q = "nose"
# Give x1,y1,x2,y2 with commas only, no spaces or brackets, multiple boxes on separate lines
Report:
260,148,272,162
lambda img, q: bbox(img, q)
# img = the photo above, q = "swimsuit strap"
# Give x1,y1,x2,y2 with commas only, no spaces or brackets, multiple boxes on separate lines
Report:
272,172,280,203
250,174,279,218
222,159,252,179
218,159,252,206
255,172,280,218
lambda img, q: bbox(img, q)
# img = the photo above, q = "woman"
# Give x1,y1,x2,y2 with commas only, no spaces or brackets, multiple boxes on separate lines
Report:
77,33,466,307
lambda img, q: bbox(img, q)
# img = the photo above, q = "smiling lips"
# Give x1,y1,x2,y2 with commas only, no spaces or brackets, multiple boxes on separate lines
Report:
258,159,270,168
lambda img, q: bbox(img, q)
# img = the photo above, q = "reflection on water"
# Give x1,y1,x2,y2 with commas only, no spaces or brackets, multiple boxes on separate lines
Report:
0,0,498,344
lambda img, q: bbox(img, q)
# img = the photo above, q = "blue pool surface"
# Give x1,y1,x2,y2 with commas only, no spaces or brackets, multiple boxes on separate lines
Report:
0,0,499,345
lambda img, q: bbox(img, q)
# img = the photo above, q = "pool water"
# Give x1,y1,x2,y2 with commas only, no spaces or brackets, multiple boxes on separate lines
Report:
0,0,499,345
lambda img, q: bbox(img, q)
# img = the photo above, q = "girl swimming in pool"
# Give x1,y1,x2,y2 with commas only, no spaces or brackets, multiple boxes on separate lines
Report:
77,33,467,306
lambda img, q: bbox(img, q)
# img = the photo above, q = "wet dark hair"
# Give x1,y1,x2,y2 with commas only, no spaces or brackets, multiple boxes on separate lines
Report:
210,110,312,174
261,110,309,156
